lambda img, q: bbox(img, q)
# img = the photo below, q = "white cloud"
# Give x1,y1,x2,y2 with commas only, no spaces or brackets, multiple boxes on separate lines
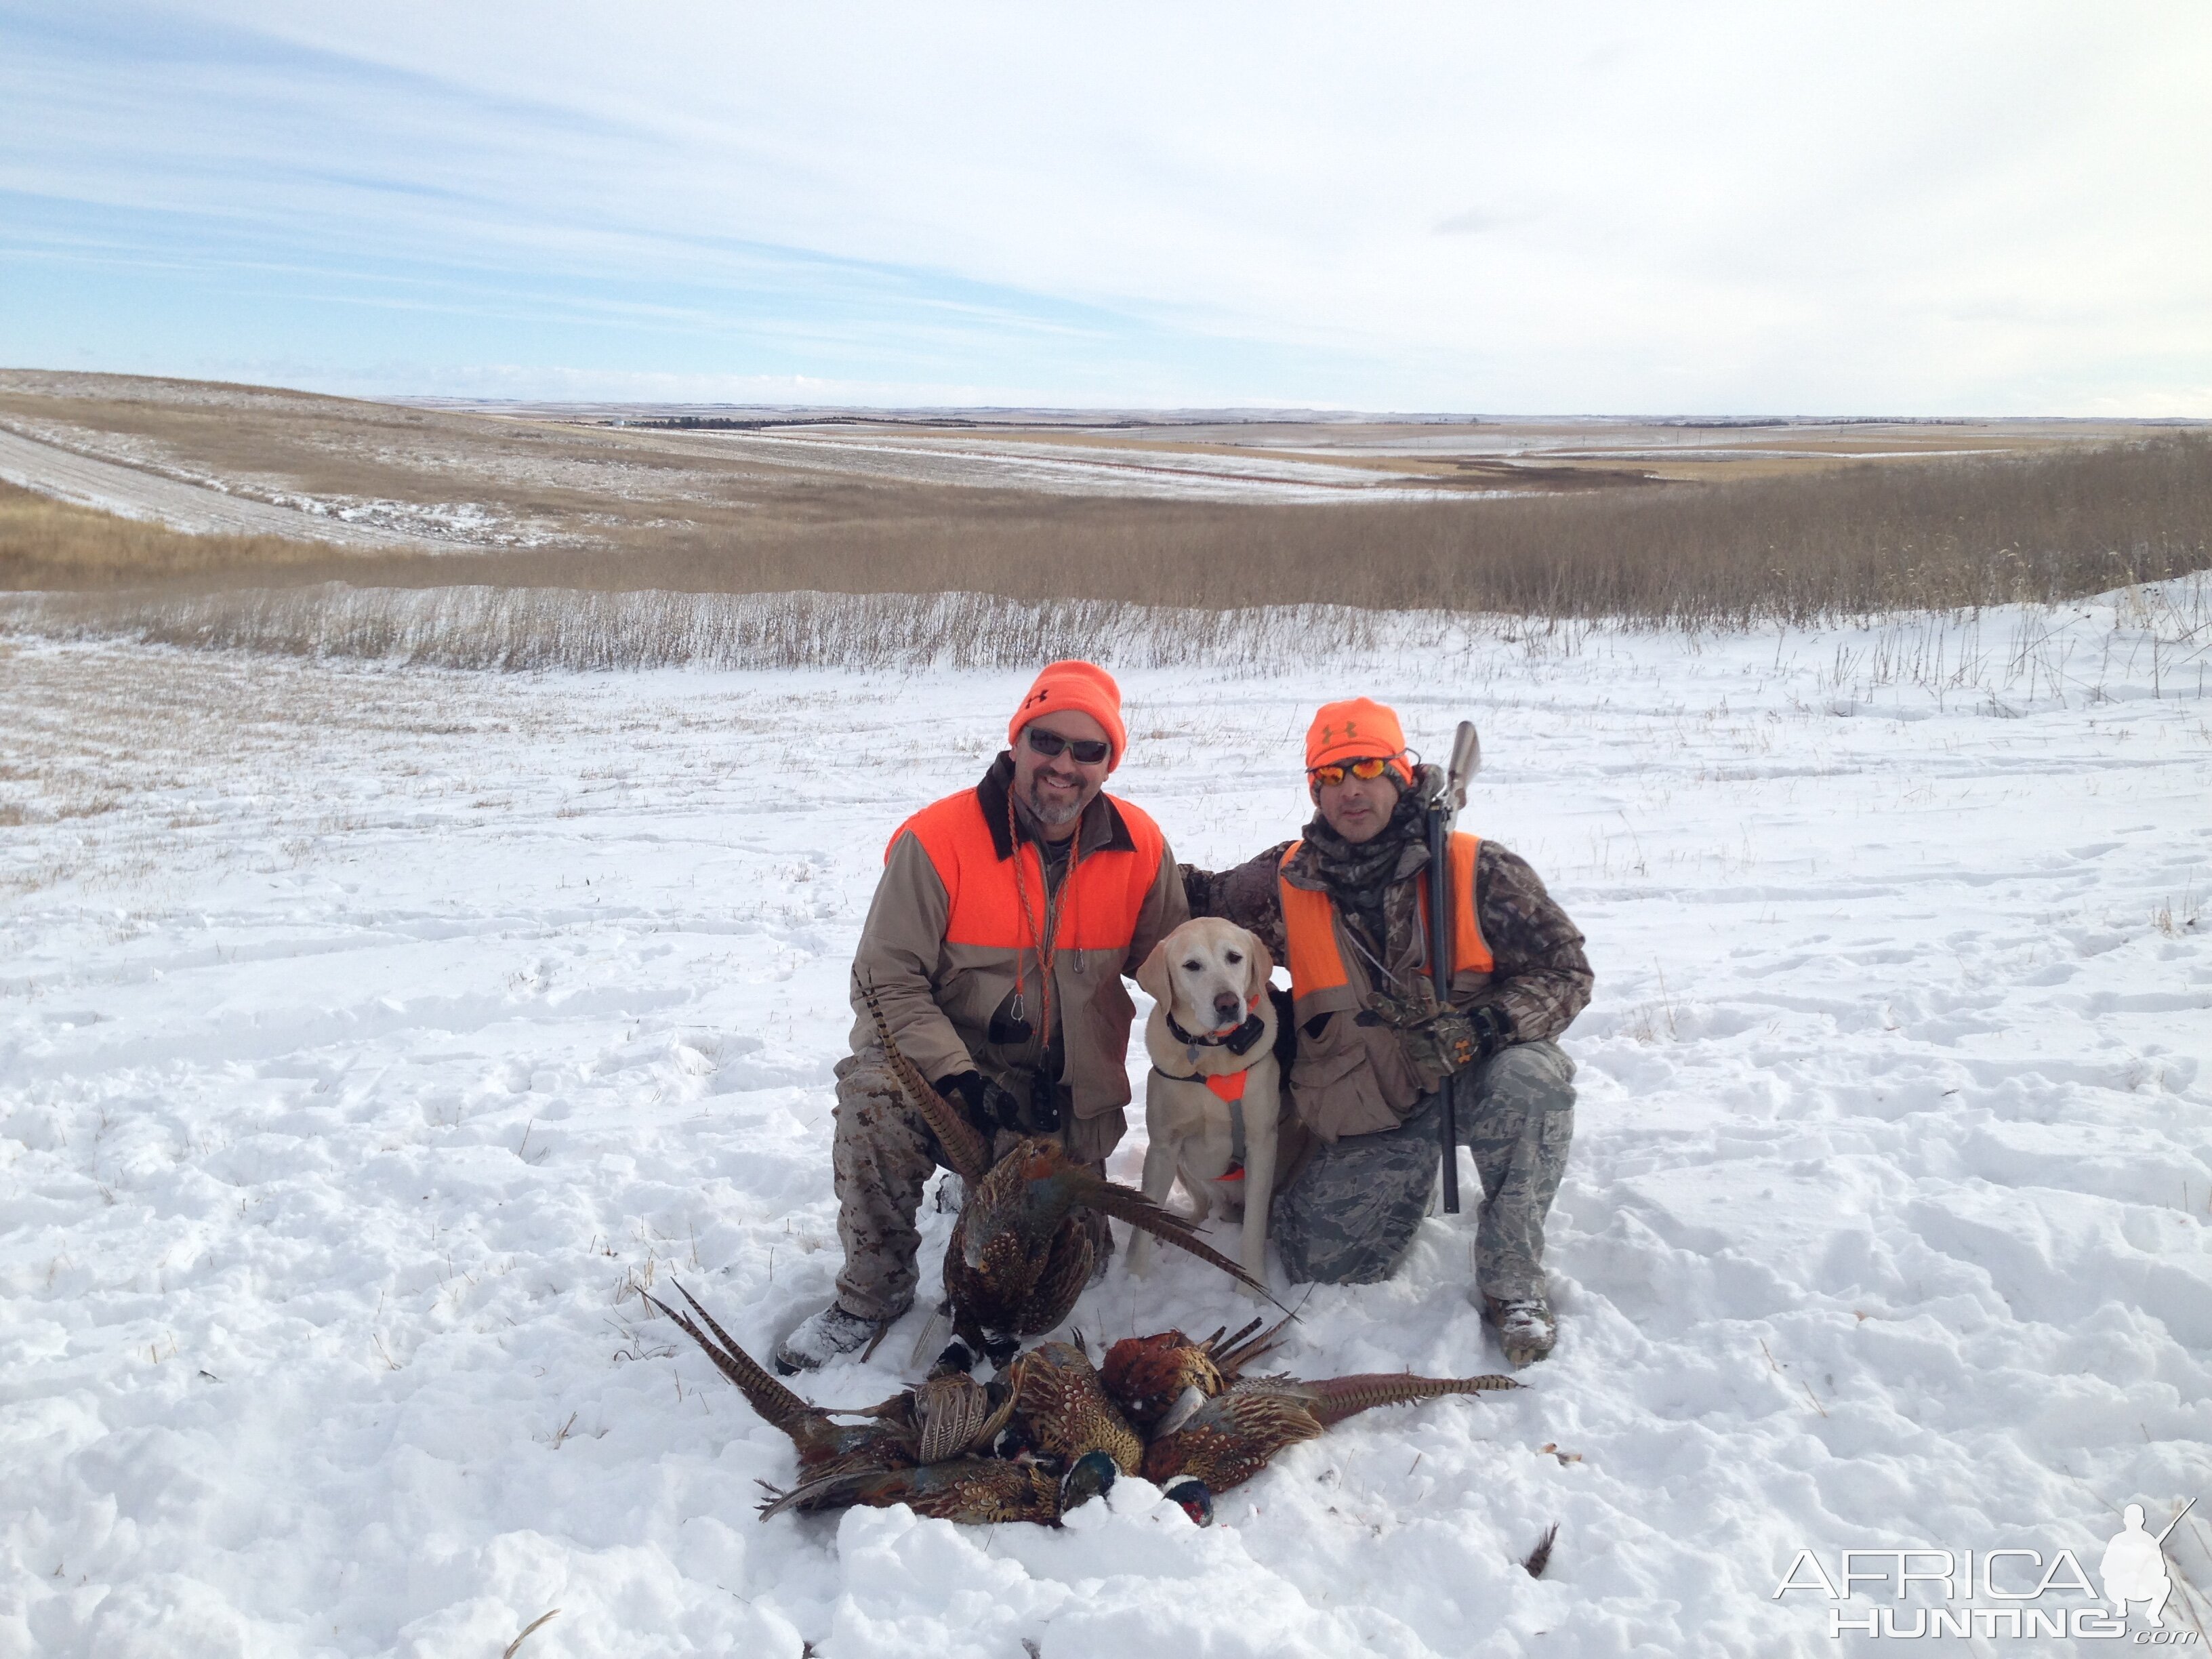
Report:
5,1,2209,410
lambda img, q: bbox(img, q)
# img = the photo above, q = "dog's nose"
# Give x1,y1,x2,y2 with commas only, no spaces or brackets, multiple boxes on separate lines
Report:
1213,991,1244,1023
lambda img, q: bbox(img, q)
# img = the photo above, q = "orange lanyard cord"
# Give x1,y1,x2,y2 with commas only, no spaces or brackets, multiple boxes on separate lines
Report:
1007,787,1080,1044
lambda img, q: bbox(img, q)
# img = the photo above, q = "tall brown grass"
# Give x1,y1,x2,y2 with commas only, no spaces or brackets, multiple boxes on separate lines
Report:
547,430,2195,624
0,480,331,584
3,434,2207,670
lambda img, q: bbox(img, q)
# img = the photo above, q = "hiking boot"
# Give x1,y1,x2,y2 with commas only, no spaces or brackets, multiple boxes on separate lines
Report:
773,1302,882,1374
1482,1294,1556,1367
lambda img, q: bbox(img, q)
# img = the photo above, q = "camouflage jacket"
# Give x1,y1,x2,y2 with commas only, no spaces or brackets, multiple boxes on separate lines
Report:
1183,836,1590,1137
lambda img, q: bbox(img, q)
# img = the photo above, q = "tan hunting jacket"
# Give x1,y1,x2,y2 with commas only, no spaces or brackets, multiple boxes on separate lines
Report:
848,754,1188,1164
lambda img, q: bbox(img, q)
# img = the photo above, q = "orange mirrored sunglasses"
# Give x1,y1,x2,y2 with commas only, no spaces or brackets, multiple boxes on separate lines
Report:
1308,754,1401,786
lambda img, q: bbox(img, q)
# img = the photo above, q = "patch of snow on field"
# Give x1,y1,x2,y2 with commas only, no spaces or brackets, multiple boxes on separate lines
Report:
718,430,1492,501
0,424,536,550
1,590,2209,1657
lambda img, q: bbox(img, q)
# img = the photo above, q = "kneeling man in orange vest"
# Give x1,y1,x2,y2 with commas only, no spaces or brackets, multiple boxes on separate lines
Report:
775,661,1189,1372
1183,697,1591,1364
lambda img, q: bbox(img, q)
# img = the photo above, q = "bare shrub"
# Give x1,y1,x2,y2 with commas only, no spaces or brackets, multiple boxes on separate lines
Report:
0,583,1455,672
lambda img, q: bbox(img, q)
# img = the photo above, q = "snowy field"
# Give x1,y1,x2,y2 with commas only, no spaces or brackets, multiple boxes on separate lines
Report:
708,430,1491,501
3,587,2209,1658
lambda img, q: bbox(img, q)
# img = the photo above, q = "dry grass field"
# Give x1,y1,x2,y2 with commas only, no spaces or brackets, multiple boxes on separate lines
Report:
0,479,333,587
3,369,2208,662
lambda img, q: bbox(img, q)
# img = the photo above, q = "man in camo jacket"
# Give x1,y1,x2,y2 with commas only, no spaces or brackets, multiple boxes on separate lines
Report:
1181,697,1591,1364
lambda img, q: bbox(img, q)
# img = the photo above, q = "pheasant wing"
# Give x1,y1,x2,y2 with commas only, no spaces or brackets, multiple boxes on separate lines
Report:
1010,1210,1094,1337
1140,1389,1324,1494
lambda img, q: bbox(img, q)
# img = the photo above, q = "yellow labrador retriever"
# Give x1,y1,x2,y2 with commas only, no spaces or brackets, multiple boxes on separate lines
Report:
1128,918,1281,1296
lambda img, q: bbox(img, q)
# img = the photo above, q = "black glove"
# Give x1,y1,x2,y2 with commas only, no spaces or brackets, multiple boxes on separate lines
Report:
1023,1074,1065,1135
1468,1004,1513,1060
935,1070,1023,1138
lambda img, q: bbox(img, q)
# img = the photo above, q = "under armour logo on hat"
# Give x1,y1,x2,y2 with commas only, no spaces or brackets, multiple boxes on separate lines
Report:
1007,660,1125,771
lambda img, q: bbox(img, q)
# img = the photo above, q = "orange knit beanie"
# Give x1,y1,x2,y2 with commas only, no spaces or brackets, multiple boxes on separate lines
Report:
1305,697,1413,783
1009,660,1127,771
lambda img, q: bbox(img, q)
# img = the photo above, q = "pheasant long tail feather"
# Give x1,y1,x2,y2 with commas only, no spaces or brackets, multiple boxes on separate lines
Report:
858,972,991,1179
1202,1318,1257,1356
1299,1370,1522,1427
1069,1172,1290,1312
646,1286,815,1437
757,1465,877,1519
1211,1314,1294,1380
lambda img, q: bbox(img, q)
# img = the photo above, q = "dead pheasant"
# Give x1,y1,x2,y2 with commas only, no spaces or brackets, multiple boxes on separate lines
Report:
1140,1369,1523,1524
1000,1338,1145,1477
1099,1316,1291,1435
859,977,1287,1370
760,1448,1120,1525
646,1282,1014,1497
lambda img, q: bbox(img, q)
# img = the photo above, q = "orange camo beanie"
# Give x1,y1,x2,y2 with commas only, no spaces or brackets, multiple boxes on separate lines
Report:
1305,697,1413,784
1009,659,1128,771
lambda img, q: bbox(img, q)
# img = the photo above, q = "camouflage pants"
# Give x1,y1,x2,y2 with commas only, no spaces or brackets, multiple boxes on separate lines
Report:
830,1049,1110,1322
1270,1040,1575,1296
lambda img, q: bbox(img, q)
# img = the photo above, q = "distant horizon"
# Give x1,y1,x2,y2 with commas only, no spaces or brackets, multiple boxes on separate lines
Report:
14,365,2212,429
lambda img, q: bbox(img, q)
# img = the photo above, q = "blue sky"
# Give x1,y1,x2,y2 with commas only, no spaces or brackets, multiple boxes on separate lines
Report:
3,1,2209,413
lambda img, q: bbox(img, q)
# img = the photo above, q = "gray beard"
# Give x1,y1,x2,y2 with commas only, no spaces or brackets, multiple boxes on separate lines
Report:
1019,779,1083,830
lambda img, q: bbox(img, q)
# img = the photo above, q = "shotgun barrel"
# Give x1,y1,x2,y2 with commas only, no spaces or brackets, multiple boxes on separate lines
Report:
1429,721,1481,1213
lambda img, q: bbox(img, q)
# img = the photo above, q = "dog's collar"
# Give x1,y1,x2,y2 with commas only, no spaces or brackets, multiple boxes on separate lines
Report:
1164,1000,1268,1057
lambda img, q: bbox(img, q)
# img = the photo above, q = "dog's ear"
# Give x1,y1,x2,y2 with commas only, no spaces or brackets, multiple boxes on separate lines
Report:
1243,935,1275,1001
1135,939,1172,1006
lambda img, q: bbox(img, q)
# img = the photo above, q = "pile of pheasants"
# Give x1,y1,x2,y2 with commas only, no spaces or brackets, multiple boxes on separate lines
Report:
651,1284,1518,1527
642,983,1520,1528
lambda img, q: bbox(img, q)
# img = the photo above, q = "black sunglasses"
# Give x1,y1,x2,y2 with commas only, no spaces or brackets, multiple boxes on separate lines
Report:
1024,726,1111,765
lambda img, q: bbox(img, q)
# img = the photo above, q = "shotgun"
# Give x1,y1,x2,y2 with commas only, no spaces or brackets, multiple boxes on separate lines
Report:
1426,720,1482,1213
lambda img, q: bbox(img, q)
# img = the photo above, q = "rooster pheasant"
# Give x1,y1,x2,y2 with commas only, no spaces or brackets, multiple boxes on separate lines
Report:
1099,1316,1290,1434
860,978,1286,1371
1000,1338,1145,1477
1139,1368,1522,1522
760,1448,1120,1525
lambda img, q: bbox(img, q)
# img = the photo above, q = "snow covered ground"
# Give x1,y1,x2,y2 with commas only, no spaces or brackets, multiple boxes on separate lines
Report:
706,428,1487,501
3,586,2209,1658
0,429,439,551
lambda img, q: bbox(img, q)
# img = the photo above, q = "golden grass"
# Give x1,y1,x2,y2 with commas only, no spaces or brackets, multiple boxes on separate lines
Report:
0,480,332,585
100,428,2193,627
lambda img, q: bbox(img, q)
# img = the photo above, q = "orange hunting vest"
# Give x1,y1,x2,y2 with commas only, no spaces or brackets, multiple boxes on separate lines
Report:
1278,832,1491,1018
891,790,1167,954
